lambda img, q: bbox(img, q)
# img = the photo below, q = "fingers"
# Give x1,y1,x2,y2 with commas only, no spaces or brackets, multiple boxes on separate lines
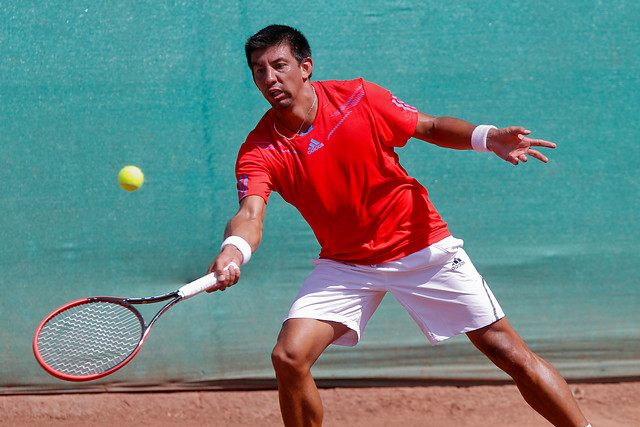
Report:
507,148,549,165
510,126,530,136
524,136,556,149
527,149,549,163
206,261,241,292
494,128,555,165
218,262,240,290
503,127,555,147
511,134,555,165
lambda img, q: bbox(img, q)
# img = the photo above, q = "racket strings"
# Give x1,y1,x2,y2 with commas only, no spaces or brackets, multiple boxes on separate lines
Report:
37,301,143,376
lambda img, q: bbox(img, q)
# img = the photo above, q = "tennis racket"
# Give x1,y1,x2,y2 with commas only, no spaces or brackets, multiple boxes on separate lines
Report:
33,264,236,382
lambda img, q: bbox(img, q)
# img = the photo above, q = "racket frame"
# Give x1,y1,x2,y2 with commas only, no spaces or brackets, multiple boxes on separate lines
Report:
33,270,222,382
33,291,182,382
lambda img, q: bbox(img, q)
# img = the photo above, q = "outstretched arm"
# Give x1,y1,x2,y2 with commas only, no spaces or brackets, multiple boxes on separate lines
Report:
413,112,556,165
207,195,266,291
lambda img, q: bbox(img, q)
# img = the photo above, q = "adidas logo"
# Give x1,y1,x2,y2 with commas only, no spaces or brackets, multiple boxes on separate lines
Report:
307,139,325,154
451,257,465,270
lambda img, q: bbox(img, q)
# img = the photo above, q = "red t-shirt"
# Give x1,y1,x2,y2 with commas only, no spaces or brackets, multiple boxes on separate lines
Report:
236,78,450,264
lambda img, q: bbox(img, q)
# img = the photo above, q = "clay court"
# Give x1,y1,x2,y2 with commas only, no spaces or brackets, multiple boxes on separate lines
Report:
2,381,639,426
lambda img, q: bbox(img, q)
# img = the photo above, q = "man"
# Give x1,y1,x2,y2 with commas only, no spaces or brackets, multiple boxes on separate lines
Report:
207,25,591,427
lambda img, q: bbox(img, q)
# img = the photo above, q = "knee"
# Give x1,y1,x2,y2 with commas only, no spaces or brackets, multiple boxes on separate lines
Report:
491,345,540,380
271,343,311,380
469,320,542,381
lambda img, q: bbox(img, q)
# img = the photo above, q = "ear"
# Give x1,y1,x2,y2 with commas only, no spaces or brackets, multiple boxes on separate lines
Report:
300,57,313,81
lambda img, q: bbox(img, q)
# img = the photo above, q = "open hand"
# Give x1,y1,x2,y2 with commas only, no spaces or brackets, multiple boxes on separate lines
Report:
486,126,556,165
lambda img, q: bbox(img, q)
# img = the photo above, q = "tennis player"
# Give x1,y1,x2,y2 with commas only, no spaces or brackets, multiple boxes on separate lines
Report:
207,25,591,427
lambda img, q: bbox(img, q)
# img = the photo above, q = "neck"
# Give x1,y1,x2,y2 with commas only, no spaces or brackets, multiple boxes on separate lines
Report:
273,83,317,135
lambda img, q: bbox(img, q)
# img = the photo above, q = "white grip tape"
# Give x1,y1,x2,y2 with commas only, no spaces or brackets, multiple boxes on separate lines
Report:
471,125,496,152
177,262,238,300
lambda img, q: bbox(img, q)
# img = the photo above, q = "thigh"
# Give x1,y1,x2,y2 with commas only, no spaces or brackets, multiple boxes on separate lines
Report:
285,258,387,347
389,240,504,344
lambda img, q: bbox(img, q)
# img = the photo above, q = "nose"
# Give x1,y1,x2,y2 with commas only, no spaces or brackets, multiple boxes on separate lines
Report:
264,67,277,85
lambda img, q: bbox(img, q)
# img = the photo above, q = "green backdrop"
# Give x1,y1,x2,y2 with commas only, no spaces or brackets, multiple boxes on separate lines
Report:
1,0,638,393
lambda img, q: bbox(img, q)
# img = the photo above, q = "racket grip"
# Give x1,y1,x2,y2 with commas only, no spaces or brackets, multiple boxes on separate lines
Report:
177,262,238,300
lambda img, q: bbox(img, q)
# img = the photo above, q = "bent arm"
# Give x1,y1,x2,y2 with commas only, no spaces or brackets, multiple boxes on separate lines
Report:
207,195,266,291
223,195,266,253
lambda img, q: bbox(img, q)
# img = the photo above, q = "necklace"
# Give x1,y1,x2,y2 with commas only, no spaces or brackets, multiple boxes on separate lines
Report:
273,85,317,140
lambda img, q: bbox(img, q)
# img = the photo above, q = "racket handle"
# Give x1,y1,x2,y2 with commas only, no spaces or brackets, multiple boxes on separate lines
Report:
177,262,238,300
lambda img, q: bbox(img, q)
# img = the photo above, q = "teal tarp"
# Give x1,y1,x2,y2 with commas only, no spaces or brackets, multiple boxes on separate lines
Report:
1,1,639,392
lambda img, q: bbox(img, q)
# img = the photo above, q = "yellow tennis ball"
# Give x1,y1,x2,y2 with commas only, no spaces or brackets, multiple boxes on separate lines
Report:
118,166,144,191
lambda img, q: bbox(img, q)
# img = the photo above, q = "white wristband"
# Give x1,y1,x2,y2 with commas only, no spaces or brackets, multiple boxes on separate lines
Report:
220,236,252,265
471,125,497,152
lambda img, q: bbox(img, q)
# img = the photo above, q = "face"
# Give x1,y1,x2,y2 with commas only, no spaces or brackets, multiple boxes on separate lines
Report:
250,43,313,110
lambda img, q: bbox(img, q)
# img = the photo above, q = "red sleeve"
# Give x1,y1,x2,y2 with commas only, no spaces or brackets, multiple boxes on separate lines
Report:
235,141,273,204
363,80,418,147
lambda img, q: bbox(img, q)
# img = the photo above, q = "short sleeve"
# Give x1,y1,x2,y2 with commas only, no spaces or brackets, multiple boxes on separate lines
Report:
235,142,273,204
363,81,419,147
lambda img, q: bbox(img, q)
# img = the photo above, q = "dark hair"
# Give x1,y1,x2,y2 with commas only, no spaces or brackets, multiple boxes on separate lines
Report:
245,25,312,69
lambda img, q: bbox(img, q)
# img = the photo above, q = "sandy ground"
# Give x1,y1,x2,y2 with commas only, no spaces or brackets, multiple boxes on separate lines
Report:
1,381,639,426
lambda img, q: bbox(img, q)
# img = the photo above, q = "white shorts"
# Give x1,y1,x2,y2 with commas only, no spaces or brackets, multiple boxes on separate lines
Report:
285,236,505,346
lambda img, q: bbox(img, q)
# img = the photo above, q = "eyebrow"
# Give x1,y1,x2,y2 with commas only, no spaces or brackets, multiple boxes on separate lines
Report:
251,56,289,69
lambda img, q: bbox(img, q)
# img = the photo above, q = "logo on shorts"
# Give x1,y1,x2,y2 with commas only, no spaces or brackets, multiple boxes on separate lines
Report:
451,257,465,270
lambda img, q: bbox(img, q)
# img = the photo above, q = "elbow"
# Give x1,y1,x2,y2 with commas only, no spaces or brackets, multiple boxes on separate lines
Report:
413,113,437,141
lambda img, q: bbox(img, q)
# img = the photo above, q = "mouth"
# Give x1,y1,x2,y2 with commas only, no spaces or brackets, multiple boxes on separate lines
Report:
267,88,286,101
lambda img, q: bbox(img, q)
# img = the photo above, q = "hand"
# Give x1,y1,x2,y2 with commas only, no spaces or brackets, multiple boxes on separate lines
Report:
206,246,243,292
486,127,556,165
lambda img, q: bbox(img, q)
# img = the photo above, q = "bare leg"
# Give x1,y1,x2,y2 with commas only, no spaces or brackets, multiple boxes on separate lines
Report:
271,318,350,427
467,318,589,427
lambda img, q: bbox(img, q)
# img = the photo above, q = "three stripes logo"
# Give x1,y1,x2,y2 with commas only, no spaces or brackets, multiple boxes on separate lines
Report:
237,174,249,199
391,95,418,113
451,257,466,271
307,139,325,154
